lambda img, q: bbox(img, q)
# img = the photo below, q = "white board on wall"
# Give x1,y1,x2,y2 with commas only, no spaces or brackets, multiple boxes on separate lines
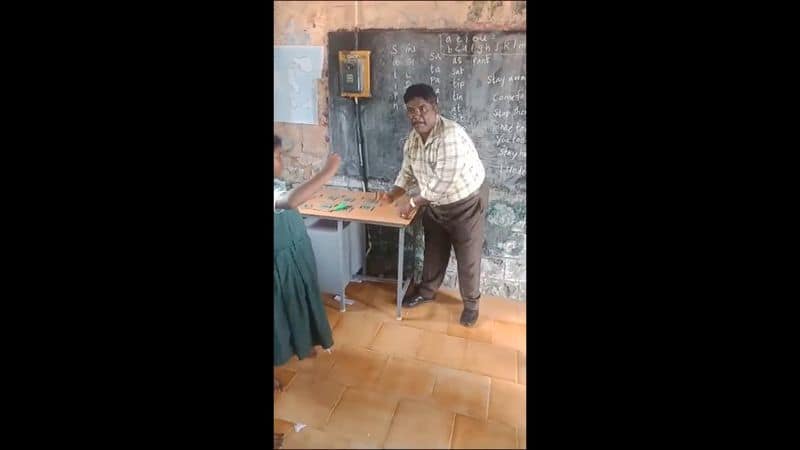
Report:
273,46,324,125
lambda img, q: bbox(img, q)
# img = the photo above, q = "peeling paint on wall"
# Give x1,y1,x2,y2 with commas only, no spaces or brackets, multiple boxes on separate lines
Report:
513,0,526,16
282,19,311,45
467,1,487,22
489,1,504,19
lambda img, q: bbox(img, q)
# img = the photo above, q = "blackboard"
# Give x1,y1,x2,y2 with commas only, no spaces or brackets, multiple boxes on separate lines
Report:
328,29,526,193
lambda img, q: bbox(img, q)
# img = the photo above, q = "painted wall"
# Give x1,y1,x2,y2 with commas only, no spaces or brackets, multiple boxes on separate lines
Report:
273,0,527,301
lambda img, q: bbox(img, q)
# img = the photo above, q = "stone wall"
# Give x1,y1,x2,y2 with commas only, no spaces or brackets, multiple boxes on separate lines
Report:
273,1,527,301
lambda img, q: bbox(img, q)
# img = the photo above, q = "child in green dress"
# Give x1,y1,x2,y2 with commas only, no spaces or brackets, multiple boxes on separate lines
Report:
273,136,341,447
273,135,340,370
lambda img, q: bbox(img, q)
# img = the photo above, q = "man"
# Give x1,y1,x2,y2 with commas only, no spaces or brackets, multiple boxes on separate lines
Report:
380,84,489,327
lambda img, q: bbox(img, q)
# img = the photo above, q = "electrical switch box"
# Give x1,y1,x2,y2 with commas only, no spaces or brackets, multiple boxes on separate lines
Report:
338,50,371,98
342,59,362,92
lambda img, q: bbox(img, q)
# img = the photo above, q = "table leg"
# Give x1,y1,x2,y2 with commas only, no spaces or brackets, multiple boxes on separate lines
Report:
337,220,347,312
396,227,404,320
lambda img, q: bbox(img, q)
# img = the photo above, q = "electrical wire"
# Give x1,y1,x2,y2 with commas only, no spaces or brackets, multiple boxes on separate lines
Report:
352,10,373,261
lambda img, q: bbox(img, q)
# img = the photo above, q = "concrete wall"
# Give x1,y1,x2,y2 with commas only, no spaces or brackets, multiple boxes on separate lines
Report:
273,1,527,301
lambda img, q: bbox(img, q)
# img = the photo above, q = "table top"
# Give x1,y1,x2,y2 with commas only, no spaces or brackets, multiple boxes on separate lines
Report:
297,187,419,227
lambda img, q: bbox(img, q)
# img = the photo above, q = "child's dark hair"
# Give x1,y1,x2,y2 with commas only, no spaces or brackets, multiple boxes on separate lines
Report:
274,134,282,149
403,83,438,104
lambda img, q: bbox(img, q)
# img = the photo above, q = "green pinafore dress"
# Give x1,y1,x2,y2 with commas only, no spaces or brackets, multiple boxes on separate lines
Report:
274,207,334,366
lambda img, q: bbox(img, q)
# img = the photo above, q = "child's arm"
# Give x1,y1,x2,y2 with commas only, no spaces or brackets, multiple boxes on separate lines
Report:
275,153,341,210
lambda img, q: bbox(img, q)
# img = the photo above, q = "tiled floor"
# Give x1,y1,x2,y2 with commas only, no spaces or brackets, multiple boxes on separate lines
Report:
275,282,527,449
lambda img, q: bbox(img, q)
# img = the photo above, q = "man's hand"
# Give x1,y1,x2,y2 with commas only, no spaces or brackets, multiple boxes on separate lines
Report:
379,192,394,204
381,186,407,205
395,197,415,219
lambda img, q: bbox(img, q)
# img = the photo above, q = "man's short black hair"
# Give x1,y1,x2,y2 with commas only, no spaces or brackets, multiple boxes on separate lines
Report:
403,84,437,104
274,134,282,149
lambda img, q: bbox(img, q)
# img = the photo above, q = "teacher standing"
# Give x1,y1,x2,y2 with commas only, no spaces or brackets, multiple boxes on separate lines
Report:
381,84,489,327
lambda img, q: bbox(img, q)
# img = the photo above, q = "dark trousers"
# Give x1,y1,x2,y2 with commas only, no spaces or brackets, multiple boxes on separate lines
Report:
417,183,489,310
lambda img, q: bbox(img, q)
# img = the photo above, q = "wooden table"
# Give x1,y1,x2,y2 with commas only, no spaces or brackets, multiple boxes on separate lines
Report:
298,187,419,320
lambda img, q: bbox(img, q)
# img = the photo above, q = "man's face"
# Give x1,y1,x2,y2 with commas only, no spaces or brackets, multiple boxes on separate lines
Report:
405,97,438,136
273,147,283,177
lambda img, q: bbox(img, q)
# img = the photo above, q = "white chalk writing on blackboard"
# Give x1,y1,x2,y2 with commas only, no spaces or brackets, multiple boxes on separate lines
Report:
328,30,526,192
493,90,525,102
439,33,526,57
497,163,527,176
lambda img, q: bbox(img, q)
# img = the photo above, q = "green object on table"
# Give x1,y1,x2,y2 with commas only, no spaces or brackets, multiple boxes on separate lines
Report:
330,202,349,212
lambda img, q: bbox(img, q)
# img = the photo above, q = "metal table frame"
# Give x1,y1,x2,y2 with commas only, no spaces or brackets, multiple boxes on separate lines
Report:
302,216,414,320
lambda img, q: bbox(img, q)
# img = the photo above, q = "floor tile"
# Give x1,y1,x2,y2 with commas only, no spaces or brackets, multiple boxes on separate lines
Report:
327,345,389,388
332,309,385,347
323,387,399,447
491,320,526,353
349,282,395,310
365,292,403,318
480,296,525,325
488,378,526,429
431,366,491,420
324,305,342,329
375,355,437,399
416,330,468,369
435,290,467,314
274,419,295,450
368,322,424,357
447,312,495,343
399,303,452,334
274,367,297,402
275,281,528,449
274,418,295,435
274,371,345,428
451,414,516,449
281,348,336,383
384,399,455,449
346,281,391,306
326,287,378,312
369,303,402,322
462,340,518,382
282,427,358,449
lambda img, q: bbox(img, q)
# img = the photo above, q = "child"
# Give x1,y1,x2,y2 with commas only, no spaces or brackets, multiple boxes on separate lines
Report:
273,134,340,369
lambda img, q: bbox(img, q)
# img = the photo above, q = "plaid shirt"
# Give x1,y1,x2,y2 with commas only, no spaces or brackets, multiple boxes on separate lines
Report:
394,116,486,206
